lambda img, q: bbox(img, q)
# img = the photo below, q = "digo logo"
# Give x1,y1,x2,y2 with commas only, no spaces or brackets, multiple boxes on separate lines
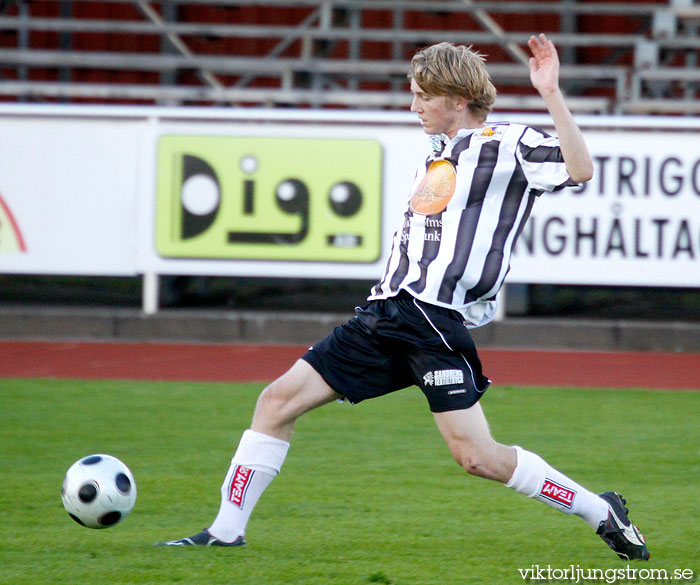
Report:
540,479,576,508
227,466,254,508
155,135,382,262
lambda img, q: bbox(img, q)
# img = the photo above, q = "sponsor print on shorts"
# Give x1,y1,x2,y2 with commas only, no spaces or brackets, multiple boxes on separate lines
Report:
227,465,254,508
540,478,577,508
422,369,464,387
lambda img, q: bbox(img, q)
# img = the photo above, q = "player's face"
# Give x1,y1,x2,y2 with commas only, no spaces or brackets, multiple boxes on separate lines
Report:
410,79,470,139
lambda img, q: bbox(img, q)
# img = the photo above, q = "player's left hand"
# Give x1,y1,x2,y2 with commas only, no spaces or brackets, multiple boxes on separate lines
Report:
528,33,560,95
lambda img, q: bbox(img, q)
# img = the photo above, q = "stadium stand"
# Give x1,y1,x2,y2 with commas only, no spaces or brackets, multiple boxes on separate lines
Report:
0,0,698,114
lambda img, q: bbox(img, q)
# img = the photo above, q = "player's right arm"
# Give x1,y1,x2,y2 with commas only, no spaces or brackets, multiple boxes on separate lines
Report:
527,33,593,184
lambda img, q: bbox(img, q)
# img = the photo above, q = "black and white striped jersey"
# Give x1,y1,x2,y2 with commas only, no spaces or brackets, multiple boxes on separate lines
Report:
369,122,574,327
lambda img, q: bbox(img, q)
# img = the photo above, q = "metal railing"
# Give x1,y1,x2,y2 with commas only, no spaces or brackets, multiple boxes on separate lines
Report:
0,0,697,114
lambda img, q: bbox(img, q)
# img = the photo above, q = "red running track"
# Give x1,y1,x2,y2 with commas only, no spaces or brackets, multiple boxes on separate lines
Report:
0,341,698,390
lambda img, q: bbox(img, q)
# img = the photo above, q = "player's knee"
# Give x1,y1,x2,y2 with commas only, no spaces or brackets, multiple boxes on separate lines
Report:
457,452,484,476
257,372,309,420
448,444,475,472
255,380,293,422
451,445,494,478
450,440,514,482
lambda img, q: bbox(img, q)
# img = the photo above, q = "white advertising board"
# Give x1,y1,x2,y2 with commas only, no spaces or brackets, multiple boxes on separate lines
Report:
0,105,698,288
138,119,424,279
0,115,142,275
509,131,700,286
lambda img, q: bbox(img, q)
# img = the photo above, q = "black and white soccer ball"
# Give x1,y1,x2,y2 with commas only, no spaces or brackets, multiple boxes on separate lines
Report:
61,454,137,529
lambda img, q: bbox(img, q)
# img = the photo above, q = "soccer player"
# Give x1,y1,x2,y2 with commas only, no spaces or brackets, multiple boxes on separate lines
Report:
159,34,650,561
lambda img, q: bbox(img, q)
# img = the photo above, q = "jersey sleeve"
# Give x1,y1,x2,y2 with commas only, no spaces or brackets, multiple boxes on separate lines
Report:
517,126,577,193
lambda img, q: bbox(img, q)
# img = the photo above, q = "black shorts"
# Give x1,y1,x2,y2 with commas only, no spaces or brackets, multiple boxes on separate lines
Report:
301,290,490,413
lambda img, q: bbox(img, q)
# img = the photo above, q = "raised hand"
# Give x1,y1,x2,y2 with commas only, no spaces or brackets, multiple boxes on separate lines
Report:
527,33,593,182
528,33,560,95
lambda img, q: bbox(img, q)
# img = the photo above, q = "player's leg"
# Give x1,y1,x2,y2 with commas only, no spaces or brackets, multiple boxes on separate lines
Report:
432,400,516,482
434,403,609,524
159,298,407,548
408,296,648,561
433,403,649,560
250,358,341,441
158,359,341,546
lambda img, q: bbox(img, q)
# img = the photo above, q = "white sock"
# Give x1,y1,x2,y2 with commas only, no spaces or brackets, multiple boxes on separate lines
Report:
208,429,290,543
505,446,609,530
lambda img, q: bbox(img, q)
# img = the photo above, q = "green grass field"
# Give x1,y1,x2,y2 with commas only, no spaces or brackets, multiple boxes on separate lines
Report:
1,378,698,585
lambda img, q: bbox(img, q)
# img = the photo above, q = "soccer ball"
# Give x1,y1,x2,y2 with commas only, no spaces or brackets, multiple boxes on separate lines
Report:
61,454,137,529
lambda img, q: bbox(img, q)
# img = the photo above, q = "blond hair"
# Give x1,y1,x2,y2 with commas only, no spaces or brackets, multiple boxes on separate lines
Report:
409,42,497,123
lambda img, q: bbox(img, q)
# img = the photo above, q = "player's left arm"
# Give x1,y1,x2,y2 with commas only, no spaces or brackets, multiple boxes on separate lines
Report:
528,33,594,183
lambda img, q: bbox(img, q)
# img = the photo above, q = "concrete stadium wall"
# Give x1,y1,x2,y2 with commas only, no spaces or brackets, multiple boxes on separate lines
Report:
0,305,698,353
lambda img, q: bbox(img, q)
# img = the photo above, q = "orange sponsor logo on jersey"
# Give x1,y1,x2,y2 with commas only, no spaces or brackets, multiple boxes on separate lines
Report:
410,159,456,215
